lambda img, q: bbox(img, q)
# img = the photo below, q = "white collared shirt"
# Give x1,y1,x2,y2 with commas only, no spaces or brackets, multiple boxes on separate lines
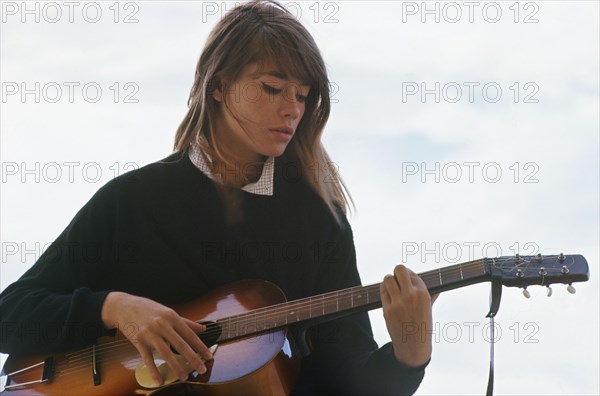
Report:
188,142,275,196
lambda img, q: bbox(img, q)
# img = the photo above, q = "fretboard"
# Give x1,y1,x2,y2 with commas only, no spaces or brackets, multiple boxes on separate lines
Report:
215,259,489,343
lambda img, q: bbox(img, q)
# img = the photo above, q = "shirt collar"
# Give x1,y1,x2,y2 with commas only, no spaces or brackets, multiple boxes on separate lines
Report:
188,142,275,196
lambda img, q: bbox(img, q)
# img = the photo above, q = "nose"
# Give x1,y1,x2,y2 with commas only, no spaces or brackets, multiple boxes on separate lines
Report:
280,85,303,120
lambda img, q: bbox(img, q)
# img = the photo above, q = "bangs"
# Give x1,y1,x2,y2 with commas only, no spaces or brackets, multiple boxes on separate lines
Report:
245,28,318,88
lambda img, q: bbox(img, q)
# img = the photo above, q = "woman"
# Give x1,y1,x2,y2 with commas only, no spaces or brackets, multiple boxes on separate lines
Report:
0,1,435,394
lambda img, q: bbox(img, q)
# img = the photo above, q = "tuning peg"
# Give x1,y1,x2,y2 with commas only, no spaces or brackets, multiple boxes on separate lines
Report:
567,284,576,294
523,287,531,299
546,286,552,297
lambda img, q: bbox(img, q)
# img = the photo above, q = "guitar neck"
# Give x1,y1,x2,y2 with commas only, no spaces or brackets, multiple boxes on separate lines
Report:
215,259,490,343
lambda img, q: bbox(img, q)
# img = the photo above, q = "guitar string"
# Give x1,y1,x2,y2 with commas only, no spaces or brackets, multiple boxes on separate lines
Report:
56,257,561,375
55,265,550,379
58,255,565,376
54,264,490,377
66,253,556,363
54,260,568,374
60,283,532,375
55,280,441,377
57,283,385,376
48,257,567,378
60,341,135,368
60,260,488,364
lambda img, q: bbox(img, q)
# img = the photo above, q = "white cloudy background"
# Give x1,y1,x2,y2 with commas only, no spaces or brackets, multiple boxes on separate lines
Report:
1,1,598,395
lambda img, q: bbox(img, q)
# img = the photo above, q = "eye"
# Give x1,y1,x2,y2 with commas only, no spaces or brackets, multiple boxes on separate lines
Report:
262,83,308,103
262,83,281,95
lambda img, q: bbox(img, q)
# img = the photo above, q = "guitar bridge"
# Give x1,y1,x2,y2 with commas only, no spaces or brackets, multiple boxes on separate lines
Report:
2,356,55,390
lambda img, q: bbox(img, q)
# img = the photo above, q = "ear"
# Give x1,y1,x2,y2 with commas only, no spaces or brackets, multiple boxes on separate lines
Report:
211,78,224,103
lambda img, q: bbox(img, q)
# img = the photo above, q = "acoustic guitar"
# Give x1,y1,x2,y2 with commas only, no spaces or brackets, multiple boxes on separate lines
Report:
0,254,589,395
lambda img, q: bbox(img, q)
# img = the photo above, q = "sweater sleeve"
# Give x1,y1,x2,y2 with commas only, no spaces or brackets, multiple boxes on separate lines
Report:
292,214,428,396
0,183,118,355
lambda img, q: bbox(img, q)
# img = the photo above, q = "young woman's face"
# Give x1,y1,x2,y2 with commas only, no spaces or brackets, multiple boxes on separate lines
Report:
212,59,311,165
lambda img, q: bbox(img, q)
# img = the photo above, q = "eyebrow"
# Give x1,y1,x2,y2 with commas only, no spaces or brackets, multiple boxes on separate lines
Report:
259,70,312,87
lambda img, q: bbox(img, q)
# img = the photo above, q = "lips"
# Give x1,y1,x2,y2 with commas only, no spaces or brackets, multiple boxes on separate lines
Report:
269,126,293,135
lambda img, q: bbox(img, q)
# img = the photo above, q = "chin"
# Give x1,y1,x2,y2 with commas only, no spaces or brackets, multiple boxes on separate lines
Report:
262,144,290,158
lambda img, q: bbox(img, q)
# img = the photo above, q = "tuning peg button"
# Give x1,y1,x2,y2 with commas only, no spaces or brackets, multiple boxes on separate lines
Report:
546,286,552,297
523,288,531,299
567,284,576,294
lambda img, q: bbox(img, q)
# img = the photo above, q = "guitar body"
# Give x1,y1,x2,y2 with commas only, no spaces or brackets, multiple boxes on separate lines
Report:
1,280,301,395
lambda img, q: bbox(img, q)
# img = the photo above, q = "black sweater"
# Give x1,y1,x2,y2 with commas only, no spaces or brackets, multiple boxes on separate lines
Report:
0,150,427,395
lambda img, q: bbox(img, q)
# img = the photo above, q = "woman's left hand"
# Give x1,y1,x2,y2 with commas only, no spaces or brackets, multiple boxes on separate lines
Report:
380,264,439,367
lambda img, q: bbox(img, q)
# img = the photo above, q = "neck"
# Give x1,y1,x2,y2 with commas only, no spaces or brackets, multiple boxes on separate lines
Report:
214,259,490,343
212,156,267,189
210,121,267,188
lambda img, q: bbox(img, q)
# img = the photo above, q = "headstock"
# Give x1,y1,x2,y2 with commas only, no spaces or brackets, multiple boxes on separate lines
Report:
486,254,589,297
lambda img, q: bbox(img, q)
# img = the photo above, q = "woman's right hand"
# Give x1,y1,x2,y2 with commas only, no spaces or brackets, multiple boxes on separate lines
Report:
101,291,212,387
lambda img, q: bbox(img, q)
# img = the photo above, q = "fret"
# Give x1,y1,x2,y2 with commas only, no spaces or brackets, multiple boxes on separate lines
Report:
239,317,247,336
253,311,257,336
300,303,311,322
288,301,310,323
264,311,280,331
245,312,252,337
227,319,235,339
263,308,268,331
355,288,364,305
459,263,464,280
323,296,336,317
287,302,295,323
438,268,443,286
237,315,245,337
337,289,353,312
320,295,325,316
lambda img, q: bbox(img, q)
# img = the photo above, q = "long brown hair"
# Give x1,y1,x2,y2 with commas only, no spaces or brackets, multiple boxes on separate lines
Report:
173,0,353,221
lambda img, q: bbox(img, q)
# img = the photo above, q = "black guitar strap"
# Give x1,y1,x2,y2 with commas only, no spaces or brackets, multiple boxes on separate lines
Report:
485,281,503,396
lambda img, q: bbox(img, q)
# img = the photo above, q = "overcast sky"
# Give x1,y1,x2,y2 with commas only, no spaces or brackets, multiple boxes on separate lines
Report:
1,1,599,395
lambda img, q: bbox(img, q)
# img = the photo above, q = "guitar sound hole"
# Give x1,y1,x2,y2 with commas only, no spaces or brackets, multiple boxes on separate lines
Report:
198,321,221,348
